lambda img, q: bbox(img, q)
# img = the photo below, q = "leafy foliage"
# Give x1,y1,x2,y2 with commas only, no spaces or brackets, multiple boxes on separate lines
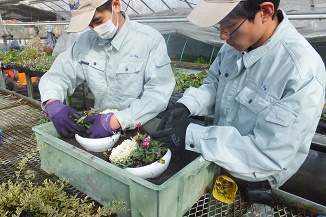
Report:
73,110,100,129
0,147,129,217
39,112,51,124
0,43,57,72
0,50,21,64
39,109,99,128
173,68,208,92
321,104,326,121
132,134,168,166
194,56,210,64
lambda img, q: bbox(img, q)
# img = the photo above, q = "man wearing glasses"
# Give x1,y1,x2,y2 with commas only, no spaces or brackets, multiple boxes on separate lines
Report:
152,0,325,209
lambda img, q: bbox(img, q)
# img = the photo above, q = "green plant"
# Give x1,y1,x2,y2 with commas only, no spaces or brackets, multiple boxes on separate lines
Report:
19,44,57,72
0,147,129,217
73,109,99,129
173,68,208,92
0,50,21,64
109,123,167,169
194,56,210,64
39,112,51,124
73,108,119,129
321,103,326,121
0,43,57,72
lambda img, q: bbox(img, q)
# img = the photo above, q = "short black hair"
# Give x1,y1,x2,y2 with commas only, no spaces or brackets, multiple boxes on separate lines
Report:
225,0,280,22
96,0,113,12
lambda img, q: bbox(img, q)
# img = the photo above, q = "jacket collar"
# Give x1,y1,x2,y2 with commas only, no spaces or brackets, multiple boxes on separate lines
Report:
242,9,288,68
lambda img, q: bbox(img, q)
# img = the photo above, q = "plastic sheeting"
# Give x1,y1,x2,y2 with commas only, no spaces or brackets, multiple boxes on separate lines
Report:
1,0,326,46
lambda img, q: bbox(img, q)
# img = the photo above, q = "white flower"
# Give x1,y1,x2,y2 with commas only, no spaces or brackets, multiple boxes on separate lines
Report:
109,139,137,164
100,109,118,114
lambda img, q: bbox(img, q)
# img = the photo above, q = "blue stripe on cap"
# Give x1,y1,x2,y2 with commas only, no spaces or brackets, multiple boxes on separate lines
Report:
69,0,80,10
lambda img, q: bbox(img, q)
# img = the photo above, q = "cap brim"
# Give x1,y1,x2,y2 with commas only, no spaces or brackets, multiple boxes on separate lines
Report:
67,9,96,33
187,0,240,28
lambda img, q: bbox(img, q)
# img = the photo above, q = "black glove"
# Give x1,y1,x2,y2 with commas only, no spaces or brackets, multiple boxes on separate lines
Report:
151,119,191,151
156,103,190,131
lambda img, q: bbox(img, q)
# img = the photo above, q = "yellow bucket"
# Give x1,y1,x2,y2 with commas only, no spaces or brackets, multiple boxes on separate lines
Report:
18,72,38,85
212,175,238,204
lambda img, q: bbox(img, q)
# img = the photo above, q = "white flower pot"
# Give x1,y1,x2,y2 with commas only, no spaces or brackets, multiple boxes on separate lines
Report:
75,131,121,152
124,149,172,179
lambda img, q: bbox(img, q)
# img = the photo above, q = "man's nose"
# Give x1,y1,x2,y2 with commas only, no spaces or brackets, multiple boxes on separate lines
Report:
220,32,230,40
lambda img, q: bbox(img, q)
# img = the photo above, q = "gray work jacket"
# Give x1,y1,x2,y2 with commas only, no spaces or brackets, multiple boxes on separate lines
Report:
179,10,326,187
39,14,175,130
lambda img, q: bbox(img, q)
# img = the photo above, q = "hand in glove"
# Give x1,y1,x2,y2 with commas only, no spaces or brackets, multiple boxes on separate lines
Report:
84,112,119,138
45,100,85,138
156,103,190,131
151,119,192,151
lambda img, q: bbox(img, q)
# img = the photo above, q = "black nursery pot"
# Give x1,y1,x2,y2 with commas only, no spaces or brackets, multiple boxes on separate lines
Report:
317,119,326,134
20,211,35,217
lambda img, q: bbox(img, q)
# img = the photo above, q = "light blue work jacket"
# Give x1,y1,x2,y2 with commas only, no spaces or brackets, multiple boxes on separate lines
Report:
39,14,175,130
179,10,326,187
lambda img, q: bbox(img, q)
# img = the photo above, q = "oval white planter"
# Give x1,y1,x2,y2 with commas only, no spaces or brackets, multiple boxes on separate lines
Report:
124,149,172,179
75,131,121,152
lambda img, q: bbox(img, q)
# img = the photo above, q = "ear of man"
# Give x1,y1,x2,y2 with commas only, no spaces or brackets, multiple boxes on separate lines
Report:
112,0,121,13
260,2,275,23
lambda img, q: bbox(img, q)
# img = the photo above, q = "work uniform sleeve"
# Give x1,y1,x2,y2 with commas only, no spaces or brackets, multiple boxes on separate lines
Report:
178,51,222,116
185,76,325,184
114,36,175,129
39,44,86,104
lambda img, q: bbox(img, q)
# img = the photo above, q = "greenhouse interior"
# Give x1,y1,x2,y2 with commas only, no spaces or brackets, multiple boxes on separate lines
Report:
0,0,326,216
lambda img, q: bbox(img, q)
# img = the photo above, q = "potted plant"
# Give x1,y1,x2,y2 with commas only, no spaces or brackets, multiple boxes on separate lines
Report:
108,122,171,179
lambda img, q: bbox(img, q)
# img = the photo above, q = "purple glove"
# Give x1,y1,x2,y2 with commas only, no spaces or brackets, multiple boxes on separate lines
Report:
84,112,119,138
45,100,85,138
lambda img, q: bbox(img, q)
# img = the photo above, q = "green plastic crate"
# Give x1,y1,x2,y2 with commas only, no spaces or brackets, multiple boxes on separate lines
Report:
32,122,220,217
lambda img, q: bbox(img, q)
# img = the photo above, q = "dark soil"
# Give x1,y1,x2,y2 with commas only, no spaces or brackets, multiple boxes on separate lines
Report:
61,129,200,185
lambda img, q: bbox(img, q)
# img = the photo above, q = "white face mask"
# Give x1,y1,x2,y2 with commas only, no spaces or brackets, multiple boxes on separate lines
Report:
93,11,119,40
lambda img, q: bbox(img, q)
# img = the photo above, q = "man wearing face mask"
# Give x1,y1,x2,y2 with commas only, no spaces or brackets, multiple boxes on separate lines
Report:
39,0,175,138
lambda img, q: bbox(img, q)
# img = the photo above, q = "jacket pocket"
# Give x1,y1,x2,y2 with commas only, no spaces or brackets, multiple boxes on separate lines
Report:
235,86,271,134
78,55,106,89
236,86,271,114
116,60,144,98
265,103,297,127
117,61,143,74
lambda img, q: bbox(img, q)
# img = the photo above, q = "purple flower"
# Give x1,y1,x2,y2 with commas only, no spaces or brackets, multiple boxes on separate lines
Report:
136,122,143,128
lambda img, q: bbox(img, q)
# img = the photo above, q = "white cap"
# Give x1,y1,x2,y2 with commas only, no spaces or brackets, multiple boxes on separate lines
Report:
187,0,241,28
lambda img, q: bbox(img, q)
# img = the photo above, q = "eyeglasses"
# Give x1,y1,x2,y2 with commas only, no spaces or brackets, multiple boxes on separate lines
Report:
213,18,247,37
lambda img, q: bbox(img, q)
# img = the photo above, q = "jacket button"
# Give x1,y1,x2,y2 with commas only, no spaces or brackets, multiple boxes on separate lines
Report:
190,144,194,148
125,68,128,71
225,73,229,77
93,62,97,65
248,99,253,104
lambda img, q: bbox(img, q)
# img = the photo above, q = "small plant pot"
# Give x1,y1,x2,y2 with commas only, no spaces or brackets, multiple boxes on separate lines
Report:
20,210,35,217
124,149,172,179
